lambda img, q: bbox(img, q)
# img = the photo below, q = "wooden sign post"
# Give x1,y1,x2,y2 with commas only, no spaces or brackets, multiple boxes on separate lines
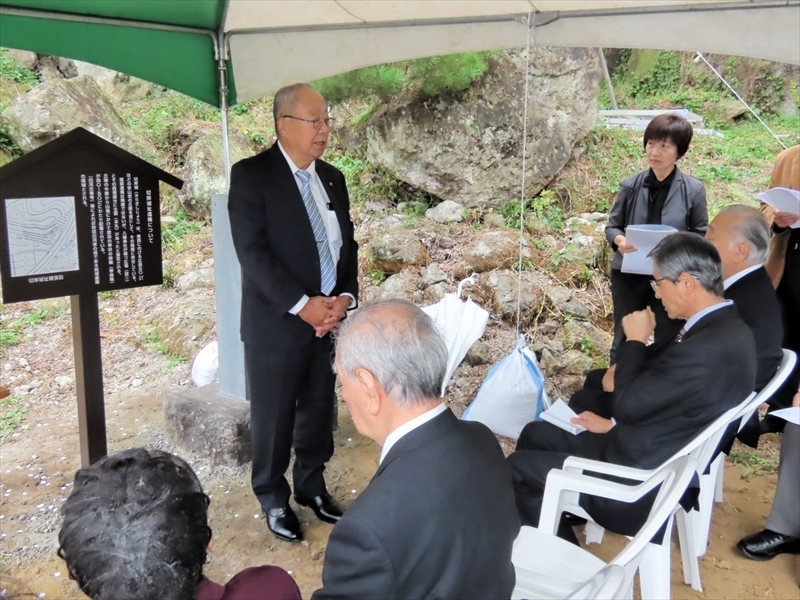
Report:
0,128,183,467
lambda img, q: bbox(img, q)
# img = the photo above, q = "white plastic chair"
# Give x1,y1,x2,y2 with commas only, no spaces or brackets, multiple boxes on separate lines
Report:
511,455,697,600
679,349,797,591
565,565,627,600
546,393,755,600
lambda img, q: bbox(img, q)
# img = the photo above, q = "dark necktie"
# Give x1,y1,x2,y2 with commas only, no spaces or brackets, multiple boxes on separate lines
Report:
675,327,687,343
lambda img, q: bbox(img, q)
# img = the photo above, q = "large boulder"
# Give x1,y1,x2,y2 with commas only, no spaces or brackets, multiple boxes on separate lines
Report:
178,127,253,218
366,48,600,208
1,74,155,160
378,269,424,302
74,61,153,102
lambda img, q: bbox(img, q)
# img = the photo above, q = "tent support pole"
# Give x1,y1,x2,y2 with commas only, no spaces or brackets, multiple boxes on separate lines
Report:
598,49,618,110
210,31,247,400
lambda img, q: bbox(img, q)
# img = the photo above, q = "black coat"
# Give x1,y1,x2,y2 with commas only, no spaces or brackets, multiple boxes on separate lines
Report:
313,410,521,600
228,143,359,348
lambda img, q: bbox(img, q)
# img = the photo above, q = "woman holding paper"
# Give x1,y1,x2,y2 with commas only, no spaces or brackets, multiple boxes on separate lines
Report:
605,113,708,362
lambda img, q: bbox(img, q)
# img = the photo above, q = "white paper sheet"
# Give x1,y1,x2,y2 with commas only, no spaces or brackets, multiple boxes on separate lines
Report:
769,407,800,426
620,224,678,275
539,399,586,435
758,188,800,229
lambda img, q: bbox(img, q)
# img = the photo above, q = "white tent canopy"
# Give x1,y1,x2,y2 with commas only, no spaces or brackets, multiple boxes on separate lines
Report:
225,0,800,104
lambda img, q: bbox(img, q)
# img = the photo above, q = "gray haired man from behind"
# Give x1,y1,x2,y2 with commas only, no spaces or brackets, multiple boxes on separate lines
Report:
313,299,520,600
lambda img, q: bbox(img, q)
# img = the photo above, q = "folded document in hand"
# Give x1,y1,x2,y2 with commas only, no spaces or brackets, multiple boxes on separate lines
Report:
539,399,586,435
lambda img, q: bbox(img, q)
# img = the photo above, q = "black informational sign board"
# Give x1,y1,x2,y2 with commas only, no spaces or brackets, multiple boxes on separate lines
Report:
0,128,182,467
0,127,182,304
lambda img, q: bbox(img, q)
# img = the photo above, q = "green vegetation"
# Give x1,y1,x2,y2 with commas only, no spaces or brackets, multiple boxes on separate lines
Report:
0,307,60,359
161,208,205,251
730,448,778,480
0,395,26,441
314,52,491,104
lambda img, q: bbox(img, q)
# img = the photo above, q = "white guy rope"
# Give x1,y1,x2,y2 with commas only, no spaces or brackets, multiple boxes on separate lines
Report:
516,13,534,334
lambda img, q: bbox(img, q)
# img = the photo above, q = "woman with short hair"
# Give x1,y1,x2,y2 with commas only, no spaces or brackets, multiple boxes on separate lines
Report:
605,113,708,362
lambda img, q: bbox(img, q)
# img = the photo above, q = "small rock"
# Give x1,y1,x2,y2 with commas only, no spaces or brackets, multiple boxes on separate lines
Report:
466,341,491,366
571,233,593,247
425,200,465,223
17,358,28,368
422,263,448,286
561,300,591,319
483,213,505,228
539,319,560,336
370,226,429,274
3,364,12,372
365,200,389,213
54,376,73,389
378,270,423,302
545,285,572,307
542,235,560,249
435,236,456,249
177,268,215,291
161,216,179,229
131,379,143,388
28,380,42,389
425,282,449,303
464,230,531,273
560,350,594,376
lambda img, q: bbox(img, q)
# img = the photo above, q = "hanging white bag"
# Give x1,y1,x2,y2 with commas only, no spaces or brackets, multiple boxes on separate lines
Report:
462,334,549,439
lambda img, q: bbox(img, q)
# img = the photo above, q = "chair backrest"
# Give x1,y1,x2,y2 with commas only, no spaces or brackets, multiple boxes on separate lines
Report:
736,349,797,430
565,564,627,600
610,455,697,568
660,392,756,477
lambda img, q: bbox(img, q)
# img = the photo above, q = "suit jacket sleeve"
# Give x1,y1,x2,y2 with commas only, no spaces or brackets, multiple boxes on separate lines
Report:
612,340,705,423
605,181,633,249
228,160,307,314
312,517,396,600
335,169,359,301
687,179,708,235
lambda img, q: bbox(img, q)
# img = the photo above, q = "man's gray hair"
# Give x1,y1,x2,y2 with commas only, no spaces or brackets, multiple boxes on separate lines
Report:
335,299,448,407
648,232,724,296
717,204,770,264
272,83,315,126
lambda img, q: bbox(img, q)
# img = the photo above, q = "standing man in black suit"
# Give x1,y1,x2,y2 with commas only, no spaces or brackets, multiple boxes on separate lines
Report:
707,205,784,447
509,233,756,535
313,299,520,599
228,83,358,542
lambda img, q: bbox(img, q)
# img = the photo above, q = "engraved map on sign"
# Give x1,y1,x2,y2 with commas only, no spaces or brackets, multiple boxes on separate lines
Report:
5,196,80,277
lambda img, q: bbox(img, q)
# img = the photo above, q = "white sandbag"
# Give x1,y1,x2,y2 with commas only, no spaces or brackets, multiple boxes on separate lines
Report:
191,341,218,387
462,335,548,439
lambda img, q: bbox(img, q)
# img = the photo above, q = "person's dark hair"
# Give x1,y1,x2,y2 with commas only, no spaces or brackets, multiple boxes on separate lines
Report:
643,113,694,159
648,232,724,296
57,448,212,600
272,83,315,127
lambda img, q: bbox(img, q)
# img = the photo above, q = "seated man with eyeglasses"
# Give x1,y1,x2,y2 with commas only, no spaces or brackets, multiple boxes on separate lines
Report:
509,233,756,537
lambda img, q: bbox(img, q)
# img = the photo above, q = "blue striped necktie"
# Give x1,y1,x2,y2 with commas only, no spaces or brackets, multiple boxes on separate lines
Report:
296,169,336,295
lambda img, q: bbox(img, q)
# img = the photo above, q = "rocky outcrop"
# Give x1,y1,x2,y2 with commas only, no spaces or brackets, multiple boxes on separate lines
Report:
74,61,153,102
463,229,533,273
366,48,600,208
1,74,155,159
153,295,216,359
369,221,430,273
178,127,253,218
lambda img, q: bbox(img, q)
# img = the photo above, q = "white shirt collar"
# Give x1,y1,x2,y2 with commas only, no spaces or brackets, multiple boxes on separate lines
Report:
683,299,733,332
723,263,763,290
277,140,316,177
379,403,448,465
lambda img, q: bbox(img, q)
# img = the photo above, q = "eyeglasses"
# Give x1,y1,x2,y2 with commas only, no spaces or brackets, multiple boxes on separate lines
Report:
650,274,699,292
282,115,335,130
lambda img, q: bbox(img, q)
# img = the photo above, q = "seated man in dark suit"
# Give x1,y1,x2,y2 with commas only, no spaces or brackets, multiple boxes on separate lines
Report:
58,448,301,600
313,299,521,600
509,233,756,535
707,205,785,447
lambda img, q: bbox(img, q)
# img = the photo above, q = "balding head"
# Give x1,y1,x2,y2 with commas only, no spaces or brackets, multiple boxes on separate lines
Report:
707,205,770,279
335,299,447,407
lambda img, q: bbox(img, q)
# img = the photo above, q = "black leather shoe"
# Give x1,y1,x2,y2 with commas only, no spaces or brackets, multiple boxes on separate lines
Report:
295,493,343,524
737,529,800,561
264,505,303,542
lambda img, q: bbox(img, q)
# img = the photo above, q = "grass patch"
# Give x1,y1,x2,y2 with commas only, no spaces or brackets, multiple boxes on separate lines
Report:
729,448,778,480
0,395,26,441
161,209,205,253
138,325,187,371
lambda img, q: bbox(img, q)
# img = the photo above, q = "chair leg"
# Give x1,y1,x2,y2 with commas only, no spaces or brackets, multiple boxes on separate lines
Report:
676,509,702,592
584,520,606,545
637,516,673,600
714,455,725,503
695,460,721,558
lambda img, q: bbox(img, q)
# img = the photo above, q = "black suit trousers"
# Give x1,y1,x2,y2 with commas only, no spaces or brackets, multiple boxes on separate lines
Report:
245,335,336,510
